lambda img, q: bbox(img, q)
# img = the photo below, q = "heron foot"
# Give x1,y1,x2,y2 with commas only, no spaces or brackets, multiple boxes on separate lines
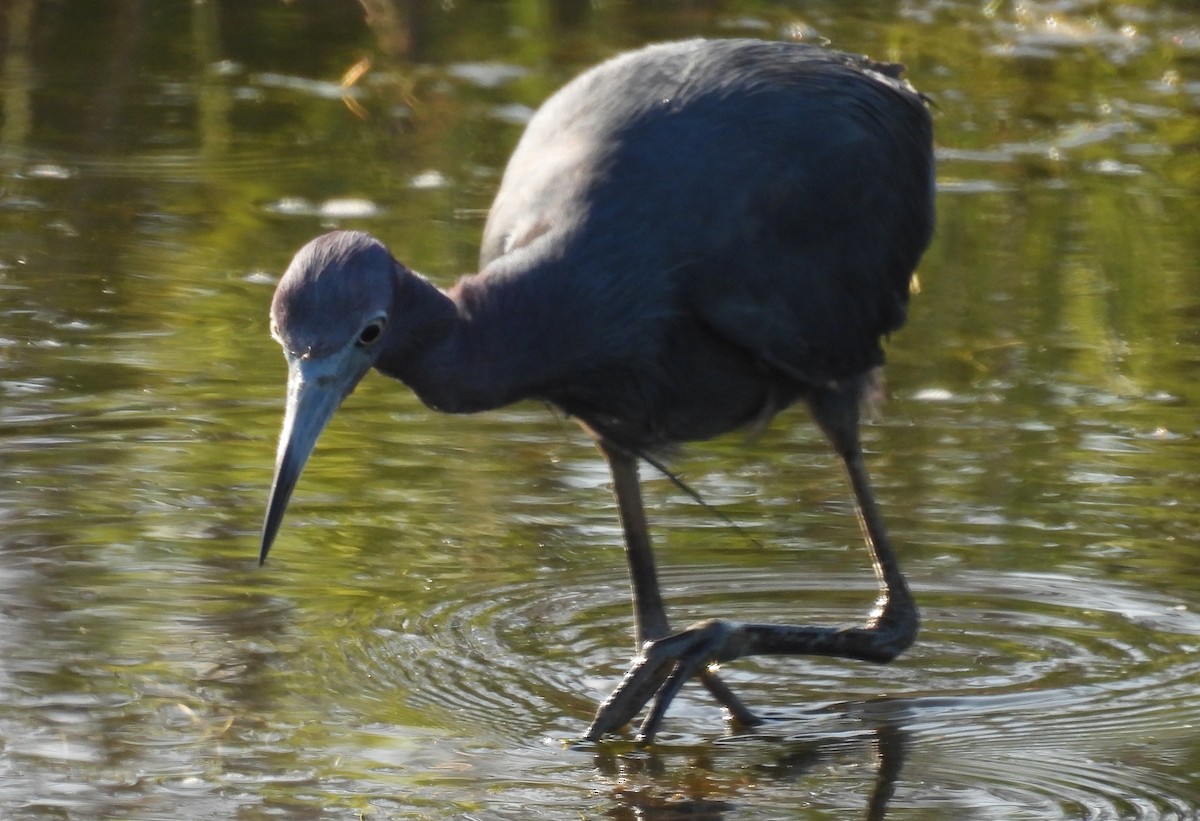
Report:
584,619,753,743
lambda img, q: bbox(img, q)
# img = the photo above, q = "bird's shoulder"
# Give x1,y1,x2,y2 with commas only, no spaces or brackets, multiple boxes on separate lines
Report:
475,39,935,383
480,39,929,269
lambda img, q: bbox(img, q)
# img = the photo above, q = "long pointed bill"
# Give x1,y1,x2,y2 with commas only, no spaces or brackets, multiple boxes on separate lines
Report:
260,350,369,565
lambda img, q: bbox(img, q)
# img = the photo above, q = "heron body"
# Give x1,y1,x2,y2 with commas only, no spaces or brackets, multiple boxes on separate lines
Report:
262,38,935,742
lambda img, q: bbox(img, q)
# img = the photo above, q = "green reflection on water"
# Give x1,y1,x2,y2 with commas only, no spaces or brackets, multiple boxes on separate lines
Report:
1,1,1199,818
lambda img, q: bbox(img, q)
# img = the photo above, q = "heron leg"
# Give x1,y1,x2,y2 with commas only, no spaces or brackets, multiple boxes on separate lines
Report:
584,439,761,741
585,382,918,743
805,379,919,653
597,439,669,645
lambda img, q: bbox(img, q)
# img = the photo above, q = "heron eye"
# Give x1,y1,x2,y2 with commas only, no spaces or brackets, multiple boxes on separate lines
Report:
356,318,386,347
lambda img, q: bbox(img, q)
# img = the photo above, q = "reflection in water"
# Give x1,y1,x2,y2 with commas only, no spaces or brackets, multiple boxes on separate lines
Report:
592,722,908,820
868,724,906,821
1,0,1199,818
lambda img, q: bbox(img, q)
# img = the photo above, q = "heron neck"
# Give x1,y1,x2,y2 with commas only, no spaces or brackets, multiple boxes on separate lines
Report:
374,265,536,415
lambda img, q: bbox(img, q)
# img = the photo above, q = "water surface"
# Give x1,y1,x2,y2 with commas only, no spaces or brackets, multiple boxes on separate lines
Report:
1,1,1199,818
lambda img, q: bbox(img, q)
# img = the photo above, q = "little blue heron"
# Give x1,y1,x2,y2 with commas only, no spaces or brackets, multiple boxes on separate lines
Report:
260,38,934,743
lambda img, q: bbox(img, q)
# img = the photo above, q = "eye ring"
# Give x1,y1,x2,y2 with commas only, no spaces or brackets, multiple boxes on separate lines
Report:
356,317,386,348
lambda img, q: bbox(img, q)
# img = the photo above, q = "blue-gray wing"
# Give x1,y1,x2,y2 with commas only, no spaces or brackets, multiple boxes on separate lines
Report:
481,40,935,384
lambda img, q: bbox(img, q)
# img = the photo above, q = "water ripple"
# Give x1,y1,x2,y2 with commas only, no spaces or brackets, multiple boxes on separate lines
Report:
326,564,1199,816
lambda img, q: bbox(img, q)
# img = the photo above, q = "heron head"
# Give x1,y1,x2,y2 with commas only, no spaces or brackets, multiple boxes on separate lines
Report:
260,230,398,564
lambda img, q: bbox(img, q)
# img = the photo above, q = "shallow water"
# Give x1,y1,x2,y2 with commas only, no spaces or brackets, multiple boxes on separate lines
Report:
2,1,1199,818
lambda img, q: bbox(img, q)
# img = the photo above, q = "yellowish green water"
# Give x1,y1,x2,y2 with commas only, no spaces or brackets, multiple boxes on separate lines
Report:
2,1,1199,818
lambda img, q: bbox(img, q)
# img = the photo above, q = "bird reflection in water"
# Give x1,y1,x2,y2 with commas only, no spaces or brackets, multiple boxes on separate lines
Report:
593,720,909,820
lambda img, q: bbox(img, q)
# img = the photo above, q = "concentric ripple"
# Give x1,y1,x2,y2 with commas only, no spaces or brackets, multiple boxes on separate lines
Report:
330,569,632,739
328,564,1200,817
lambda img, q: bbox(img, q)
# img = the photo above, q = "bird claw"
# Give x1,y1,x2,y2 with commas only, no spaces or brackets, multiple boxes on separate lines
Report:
584,619,746,743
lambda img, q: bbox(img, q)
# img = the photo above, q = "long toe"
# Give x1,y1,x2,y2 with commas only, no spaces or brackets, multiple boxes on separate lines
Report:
587,620,745,742
699,670,764,728
584,648,675,740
